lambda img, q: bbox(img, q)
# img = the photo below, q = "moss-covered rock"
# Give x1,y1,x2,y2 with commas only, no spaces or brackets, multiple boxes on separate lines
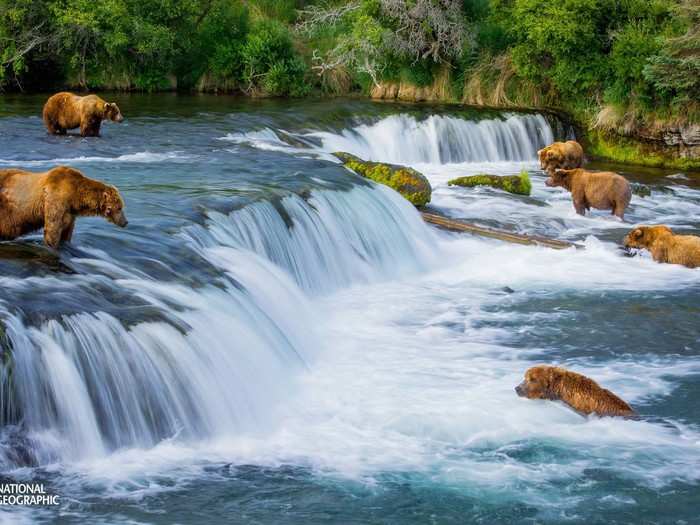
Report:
333,152,432,207
447,170,532,196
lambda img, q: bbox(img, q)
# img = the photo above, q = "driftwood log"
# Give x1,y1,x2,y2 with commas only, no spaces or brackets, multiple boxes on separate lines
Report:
421,211,581,250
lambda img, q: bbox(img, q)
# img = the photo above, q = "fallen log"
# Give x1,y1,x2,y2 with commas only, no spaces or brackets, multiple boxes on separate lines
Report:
421,211,582,250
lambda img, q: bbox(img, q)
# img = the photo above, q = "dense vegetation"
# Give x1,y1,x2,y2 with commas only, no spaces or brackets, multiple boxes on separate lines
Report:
1,0,697,132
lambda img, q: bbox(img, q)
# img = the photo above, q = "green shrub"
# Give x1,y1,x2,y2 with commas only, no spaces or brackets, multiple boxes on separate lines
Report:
606,23,661,108
242,20,308,96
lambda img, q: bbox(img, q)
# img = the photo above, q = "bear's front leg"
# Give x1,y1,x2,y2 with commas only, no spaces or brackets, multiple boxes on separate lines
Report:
573,198,587,216
80,118,101,137
44,223,62,249
44,203,70,249
61,217,76,243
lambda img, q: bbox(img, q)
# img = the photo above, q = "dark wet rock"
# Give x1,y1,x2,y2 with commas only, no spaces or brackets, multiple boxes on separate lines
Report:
631,183,652,198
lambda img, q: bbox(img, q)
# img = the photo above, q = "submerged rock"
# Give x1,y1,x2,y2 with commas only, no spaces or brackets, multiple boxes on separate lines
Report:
631,182,652,198
447,171,532,196
333,152,432,207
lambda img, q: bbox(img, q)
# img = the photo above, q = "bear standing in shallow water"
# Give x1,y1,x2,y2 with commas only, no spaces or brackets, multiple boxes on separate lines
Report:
515,365,635,417
0,166,127,249
546,167,632,220
43,92,124,137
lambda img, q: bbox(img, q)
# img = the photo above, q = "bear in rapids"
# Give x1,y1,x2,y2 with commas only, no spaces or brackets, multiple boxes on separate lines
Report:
624,225,700,269
515,365,635,417
546,167,632,219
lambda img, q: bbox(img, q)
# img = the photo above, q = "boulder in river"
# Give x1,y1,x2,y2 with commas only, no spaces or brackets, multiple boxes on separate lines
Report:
447,171,532,196
631,182,652,198
333,152,432,207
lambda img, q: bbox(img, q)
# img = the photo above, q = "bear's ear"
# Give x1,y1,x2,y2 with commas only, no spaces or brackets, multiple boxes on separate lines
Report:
102,190,112,213
631,228,643,239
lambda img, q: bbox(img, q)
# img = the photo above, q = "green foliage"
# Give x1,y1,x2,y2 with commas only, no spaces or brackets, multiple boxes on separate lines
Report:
253,0,303,23
0,0,696,132
0,0,57,86
241,19,308,96
178,1,250,88
644,1,699,112
606,23,661,108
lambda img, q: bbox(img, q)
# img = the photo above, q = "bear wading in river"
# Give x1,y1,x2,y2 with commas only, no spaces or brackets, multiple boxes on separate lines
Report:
537,141,584,174
546,167,632,220
515,365,635,417
0,166,127,249
624,225,700,268
43,92,124,137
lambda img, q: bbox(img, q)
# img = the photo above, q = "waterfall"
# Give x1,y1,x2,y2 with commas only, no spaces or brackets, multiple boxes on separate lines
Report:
307,113,556,165
187,185,437,294
0,184,437,467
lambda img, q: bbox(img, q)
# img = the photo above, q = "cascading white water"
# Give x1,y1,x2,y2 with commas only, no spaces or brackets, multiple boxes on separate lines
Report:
0,184,438,467
307,113,556,165
187,185,438,294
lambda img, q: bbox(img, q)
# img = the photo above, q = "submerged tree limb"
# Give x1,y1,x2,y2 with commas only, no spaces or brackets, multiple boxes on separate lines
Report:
421,211,581,250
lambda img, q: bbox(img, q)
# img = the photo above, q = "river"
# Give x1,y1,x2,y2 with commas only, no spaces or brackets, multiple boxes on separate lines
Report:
0,95,699,524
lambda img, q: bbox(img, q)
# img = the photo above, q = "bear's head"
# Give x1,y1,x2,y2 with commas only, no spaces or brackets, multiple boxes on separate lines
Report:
624,225,673,249
104,102,124,123
545,168,575,189
537,146,562,171
102,187,128,227
515,365,561,400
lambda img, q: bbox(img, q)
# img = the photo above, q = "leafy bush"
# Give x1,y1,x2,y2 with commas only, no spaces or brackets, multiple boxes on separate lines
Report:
644,1,699,113
606,23,661,108
0,0,59,88
242,20,308,96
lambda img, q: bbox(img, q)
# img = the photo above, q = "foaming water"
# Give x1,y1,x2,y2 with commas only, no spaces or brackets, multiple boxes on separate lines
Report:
222,112,556,165
0,151,192,166
187,185,437,293
308,113,555,164
0,183,438,468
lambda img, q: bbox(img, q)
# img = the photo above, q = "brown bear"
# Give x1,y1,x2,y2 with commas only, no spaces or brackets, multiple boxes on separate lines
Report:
546,167,632,219
0,166,127,249
515,365,635,417
537,141,584,174
624,225,700,268
43,92,124,137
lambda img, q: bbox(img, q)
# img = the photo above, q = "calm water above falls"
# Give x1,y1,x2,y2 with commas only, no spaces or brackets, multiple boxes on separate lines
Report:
0,95,699,524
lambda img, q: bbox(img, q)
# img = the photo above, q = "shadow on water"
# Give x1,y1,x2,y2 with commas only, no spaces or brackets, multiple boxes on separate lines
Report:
0,242,77,277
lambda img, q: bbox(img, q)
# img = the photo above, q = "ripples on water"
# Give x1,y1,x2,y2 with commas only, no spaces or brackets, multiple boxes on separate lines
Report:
0,96,699,524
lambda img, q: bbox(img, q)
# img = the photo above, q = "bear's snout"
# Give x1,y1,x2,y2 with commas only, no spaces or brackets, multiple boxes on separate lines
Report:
545,177,554,187
113,211,128,227
515,382,527,397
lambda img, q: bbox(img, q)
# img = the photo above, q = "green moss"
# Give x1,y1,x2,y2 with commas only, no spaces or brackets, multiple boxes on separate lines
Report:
447,170,532,196
587,130,700,170
334,152,432,207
